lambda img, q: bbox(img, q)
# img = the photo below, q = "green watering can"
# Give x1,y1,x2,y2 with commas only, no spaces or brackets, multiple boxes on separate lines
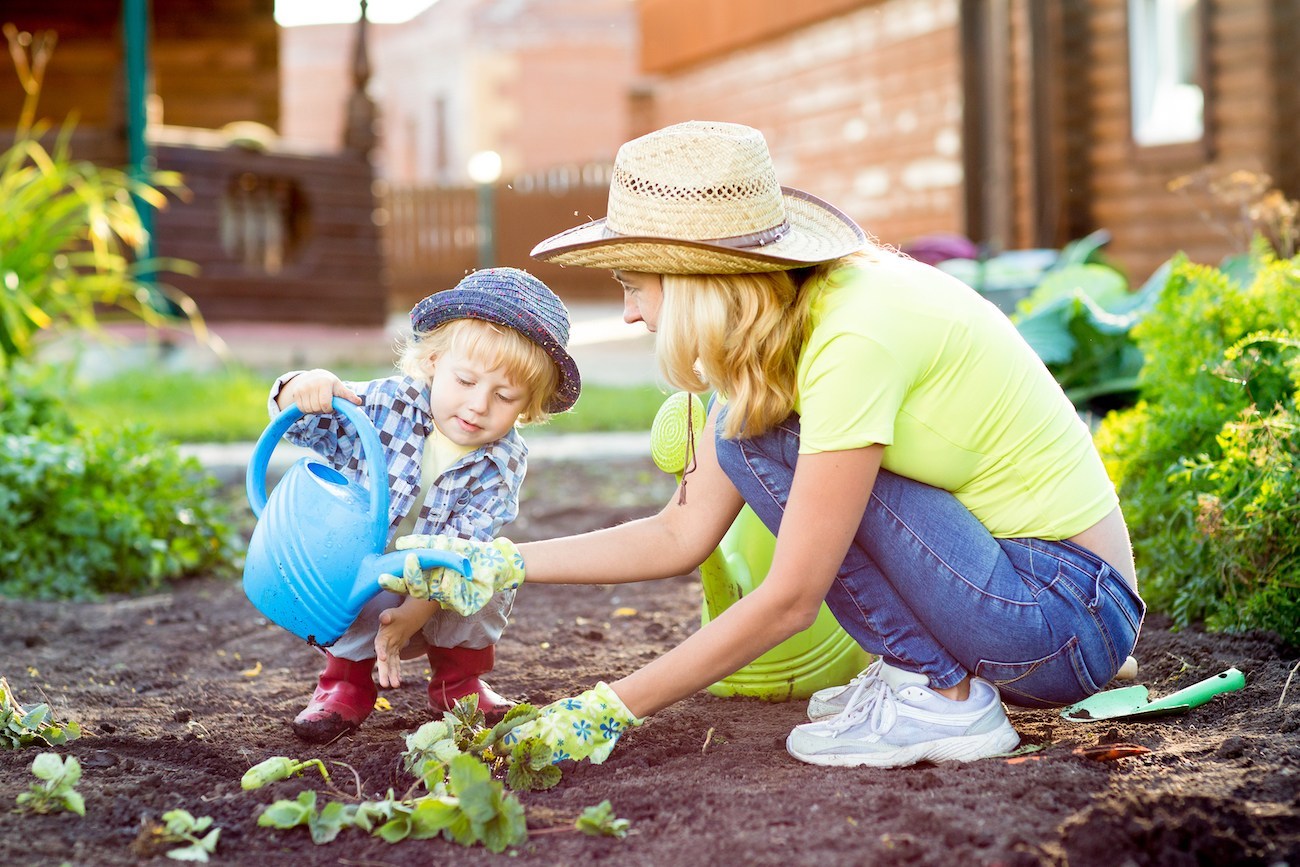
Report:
650,392,870,701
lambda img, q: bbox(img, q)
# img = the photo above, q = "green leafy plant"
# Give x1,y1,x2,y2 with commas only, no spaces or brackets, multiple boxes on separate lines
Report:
575,800,631,838
256,754,528,853
0,418,242,600
0,24,202,372
241,755,331,790
15,752,84,816
1,677,81,749
252,696,630,852
134,809,221,862
1095,253,1300,639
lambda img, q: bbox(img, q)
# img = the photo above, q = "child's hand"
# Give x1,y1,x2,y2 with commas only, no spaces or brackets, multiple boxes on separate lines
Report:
374,599,434,688
276,368,362,414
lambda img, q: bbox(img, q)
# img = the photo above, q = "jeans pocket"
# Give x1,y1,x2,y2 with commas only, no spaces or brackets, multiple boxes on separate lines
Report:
975,636,1102,709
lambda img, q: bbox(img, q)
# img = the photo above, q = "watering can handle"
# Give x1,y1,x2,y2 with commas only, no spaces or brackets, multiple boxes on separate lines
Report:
246,397,391,552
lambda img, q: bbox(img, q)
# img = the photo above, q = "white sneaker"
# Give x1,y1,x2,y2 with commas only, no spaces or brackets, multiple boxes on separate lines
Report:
786,663,1020,768
806,658,885,721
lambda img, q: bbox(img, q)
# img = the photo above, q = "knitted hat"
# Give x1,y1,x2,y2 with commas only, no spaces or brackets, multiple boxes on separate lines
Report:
530,121,866,274
410,267,581,413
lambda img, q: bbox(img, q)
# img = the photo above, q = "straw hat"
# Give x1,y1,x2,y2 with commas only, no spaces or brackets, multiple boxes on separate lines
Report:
530,121,866,274
410,267,581,413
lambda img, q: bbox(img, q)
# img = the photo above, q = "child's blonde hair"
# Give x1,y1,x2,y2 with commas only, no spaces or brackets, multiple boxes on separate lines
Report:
656,251,874,439
398,318,560,425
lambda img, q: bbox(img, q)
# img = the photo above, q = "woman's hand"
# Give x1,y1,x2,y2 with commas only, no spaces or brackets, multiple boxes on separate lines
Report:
379,537,524,616
276,368,362,414
503,682,640,765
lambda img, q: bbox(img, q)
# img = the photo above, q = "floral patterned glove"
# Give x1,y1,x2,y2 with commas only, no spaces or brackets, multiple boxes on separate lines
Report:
377,535,525,616
502,682,641,765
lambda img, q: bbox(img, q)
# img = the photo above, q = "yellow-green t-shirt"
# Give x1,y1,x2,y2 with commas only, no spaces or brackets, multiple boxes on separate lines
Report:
793,257,1116,539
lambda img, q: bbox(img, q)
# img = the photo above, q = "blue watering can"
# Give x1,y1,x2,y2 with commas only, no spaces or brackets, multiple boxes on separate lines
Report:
243,397,470,647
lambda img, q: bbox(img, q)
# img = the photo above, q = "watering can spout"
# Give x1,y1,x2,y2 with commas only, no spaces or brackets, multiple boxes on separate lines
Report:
242,397,472,646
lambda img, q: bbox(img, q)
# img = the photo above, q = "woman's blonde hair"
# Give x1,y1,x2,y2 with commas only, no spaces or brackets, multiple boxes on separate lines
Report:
397,318,561,425
657,251,875,439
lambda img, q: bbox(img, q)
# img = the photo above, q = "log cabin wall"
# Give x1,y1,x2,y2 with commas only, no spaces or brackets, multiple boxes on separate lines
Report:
152,140,386,325
0,0,279,158
638,0,967,249
1081,0,1293,282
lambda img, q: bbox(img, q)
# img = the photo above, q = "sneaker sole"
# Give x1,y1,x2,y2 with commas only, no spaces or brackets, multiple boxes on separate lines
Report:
785,722,1020,768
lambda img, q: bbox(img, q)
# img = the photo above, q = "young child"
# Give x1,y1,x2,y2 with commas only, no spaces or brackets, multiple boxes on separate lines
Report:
269,267,580,743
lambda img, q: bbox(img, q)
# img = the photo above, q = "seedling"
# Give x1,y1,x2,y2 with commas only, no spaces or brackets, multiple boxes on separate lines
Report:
576,800,631,839
241,755,331,790
1,677,81,749
134,809,221,862
15,752,84,816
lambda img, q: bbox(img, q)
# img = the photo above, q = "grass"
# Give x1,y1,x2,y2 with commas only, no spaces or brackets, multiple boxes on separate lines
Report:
75,365,671,443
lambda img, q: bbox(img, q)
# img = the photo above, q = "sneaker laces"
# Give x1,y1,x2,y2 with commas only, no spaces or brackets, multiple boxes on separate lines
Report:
823,675,898,736
829,658,884,698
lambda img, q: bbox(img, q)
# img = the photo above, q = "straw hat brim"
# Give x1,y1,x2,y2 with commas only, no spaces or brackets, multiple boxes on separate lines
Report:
530,187,866,274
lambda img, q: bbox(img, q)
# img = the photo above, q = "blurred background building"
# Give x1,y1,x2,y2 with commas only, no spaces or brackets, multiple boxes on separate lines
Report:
2,0,1297,325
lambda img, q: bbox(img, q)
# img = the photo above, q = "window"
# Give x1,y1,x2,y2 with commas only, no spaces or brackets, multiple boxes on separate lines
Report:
1128,0,1205,147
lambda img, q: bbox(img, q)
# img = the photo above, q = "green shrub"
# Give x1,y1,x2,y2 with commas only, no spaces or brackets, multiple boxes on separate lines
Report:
0,377,241,600
1095,251,1300,640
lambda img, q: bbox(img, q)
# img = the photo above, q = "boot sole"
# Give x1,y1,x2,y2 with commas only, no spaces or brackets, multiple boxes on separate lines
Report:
786,723,1020,768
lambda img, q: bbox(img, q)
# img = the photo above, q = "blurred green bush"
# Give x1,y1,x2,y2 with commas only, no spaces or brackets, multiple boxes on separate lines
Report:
1095,249,1300,640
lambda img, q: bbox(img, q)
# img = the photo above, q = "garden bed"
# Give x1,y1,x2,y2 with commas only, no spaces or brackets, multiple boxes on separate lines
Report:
1,456,1297,865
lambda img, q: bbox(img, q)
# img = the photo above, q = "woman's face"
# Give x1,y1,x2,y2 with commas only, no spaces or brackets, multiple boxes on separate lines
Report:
614,270,663,332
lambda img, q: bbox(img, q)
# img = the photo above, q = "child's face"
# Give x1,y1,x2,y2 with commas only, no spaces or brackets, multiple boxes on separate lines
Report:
424,343,528,448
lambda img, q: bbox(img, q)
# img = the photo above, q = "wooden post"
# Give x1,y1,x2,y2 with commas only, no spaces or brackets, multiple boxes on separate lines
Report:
343,0,378,158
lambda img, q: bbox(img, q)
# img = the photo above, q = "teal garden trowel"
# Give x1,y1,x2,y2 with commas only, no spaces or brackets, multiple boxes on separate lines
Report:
1060,667,1246,722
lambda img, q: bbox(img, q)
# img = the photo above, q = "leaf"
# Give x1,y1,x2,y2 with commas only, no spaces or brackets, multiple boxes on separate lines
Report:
375,815,413,844
407,796,460,839
576,800,630,838
506,738,562,791
61,789,86,817
308,800,351,845
258,790,316,829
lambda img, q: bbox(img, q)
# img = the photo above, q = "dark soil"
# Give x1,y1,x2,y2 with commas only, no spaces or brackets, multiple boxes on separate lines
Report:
2,456,1298,866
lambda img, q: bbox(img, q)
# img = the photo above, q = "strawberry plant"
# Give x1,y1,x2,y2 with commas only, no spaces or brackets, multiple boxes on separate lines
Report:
132,809,221,862
250,695,631,852
15,752,84,816
1,677,81,749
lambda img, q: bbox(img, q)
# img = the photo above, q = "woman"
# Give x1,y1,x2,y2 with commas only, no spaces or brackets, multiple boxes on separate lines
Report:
386,120,1144,769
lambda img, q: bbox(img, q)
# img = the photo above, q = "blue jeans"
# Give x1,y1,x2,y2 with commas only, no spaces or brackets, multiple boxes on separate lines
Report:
713,410,1145,708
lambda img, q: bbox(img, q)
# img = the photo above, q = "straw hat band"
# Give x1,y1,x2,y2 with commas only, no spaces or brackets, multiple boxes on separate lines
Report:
602,217,791,249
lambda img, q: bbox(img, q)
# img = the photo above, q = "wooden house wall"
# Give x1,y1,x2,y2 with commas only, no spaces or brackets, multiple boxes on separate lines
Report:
636,0,967,249
1082,0,1290,282
152,143,386,326
0,0,278,155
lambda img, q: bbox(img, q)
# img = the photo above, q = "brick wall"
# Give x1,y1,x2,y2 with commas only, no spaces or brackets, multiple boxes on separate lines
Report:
641,0,964,249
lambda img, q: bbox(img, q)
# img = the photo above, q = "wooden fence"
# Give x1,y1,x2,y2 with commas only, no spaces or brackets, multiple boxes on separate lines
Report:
152,136,387,326
381,163,620,310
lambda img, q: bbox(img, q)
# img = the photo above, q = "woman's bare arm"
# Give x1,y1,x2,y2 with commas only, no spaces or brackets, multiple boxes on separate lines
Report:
611,444,884,717
518,404,743,585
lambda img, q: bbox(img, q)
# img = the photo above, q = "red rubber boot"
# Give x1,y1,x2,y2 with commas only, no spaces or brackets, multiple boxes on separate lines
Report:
291,653,378,743
426,645,516,722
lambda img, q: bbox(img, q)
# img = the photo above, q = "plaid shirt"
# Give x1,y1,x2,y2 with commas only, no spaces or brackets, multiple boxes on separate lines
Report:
270,372,528,546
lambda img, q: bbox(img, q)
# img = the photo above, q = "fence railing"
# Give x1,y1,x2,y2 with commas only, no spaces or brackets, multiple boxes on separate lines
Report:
380,163,618,308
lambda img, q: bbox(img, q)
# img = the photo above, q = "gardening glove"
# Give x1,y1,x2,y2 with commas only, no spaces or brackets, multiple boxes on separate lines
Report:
377,535,525,616
501,682,641,765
